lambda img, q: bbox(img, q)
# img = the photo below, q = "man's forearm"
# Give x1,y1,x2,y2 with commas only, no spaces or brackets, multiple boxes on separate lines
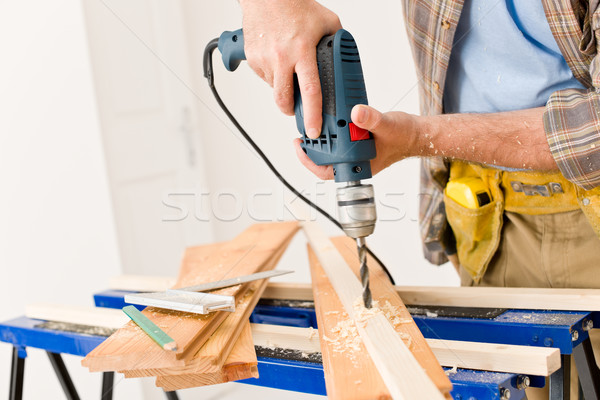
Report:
417,107,558,171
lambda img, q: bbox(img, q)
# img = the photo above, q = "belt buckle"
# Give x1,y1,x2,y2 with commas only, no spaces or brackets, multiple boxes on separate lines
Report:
510,181,563,197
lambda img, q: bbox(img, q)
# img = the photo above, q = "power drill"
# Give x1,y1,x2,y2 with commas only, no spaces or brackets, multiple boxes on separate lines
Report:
216,29,377,308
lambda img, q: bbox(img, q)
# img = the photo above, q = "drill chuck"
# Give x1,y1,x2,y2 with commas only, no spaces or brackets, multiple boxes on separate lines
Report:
336,182,376,239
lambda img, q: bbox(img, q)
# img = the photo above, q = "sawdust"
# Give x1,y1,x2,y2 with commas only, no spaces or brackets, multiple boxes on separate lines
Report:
307,326,317,340
445,365,458,376
322,298,414,367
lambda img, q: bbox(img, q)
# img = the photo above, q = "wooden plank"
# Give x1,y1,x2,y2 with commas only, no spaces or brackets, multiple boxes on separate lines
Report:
252,324,559,377
329,237,452,390
26,304,128,330
261,282,314,301
309,248,390,400
428,338,560,376
110,275,600,312
153,279,268,389
123,234,291,379
82,222,299,373
125,278,269,378
251,323,321,354
24,302,257,386
155,322,258,391
26,304,560,377
396,286,600,311
303,222,450,400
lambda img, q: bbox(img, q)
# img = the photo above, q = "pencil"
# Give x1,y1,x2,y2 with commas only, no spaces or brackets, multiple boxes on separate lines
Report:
122,305,177,351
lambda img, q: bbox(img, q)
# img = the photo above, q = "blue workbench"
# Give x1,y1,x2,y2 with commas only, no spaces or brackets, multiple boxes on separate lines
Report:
2,289,599,400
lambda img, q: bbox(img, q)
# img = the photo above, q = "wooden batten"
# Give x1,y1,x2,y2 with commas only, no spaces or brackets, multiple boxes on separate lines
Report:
304,222,452,400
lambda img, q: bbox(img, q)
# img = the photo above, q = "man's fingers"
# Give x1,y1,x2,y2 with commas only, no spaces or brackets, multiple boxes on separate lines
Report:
293,138,333,180
295,56,322,139
273,66,295,116
351,104,392,133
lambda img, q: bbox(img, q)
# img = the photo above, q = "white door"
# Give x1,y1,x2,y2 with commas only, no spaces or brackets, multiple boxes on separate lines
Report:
81,0,213,276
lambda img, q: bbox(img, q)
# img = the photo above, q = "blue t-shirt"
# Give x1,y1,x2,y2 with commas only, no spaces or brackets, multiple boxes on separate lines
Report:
444,0,584,114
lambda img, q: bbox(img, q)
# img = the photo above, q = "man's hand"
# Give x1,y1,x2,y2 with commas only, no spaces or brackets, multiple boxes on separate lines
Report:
294,104,559,179
239,0,342,139
293,105,419,179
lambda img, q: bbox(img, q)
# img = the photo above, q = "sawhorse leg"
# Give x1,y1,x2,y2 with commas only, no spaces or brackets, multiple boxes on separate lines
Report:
550,354,571,400
47,351,80,400
574,337,600,400
165,391,179,399
101,371,114,400
9,346,25,400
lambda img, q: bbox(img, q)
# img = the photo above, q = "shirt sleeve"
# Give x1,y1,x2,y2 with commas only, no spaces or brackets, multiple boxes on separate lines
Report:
543,2,600,190
543,87,600,190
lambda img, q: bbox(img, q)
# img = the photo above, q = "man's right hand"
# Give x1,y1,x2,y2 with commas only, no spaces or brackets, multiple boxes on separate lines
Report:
239,0,342,139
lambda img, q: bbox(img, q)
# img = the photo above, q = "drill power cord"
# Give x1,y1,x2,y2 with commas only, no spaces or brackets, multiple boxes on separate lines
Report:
203,38,395,285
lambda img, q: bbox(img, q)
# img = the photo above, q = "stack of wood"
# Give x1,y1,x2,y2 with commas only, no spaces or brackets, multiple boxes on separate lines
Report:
81,221,299,391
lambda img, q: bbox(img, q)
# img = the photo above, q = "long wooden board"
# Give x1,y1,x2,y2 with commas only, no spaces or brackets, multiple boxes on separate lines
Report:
427,338,559,376
396,286,600,311
82,222,299,373
25,303,560,377
304,222,451,400
111,277,600,312
309,247,390,399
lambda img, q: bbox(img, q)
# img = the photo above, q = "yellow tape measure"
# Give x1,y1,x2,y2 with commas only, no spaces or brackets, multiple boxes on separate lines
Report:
445,177,492,209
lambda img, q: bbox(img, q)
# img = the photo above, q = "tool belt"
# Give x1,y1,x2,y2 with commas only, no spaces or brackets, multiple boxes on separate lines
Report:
445,161,600,283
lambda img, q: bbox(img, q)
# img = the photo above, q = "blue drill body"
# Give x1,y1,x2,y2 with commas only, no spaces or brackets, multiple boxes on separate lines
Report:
218,29,377,183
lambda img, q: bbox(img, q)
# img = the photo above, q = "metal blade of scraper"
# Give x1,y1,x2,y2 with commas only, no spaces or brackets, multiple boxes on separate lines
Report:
167,269,293,294
124,270,293,315
124,291,236,315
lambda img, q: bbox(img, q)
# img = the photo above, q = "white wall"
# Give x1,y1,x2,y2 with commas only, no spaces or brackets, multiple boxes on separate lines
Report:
0,1,459,399
0,1,141,398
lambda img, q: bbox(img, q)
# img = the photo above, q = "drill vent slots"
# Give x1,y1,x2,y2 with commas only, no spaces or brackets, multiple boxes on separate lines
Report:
340,37,360,63
305,127,335,153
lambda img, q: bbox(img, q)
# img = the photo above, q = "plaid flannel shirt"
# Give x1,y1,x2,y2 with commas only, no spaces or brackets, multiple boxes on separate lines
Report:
402,0,600,265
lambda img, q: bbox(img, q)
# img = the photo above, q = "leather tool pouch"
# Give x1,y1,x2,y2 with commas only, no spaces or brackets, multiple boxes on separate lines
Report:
444,161,504,283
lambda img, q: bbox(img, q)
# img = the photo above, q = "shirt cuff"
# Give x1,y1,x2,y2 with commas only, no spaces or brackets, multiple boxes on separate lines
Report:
543,88,600,190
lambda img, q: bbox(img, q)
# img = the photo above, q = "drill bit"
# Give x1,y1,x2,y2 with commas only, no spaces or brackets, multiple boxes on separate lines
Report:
357,237,372,308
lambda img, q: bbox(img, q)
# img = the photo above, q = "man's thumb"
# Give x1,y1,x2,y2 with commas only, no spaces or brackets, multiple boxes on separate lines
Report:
351,105,387,132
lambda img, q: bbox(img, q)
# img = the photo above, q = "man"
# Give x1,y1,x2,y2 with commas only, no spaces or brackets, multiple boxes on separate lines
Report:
238,0,600,396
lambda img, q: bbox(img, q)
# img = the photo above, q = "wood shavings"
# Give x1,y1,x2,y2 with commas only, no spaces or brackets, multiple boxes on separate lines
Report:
307,326,317,339
445,366,458,376
426,311,438,318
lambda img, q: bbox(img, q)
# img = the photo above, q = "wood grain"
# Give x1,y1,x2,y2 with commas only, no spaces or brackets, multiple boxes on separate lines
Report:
427,338,560,376
26,304,559,377
396,286,600,311
82,222,298,373
304,221,451,400
154,322,259,391
110,275,600,312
